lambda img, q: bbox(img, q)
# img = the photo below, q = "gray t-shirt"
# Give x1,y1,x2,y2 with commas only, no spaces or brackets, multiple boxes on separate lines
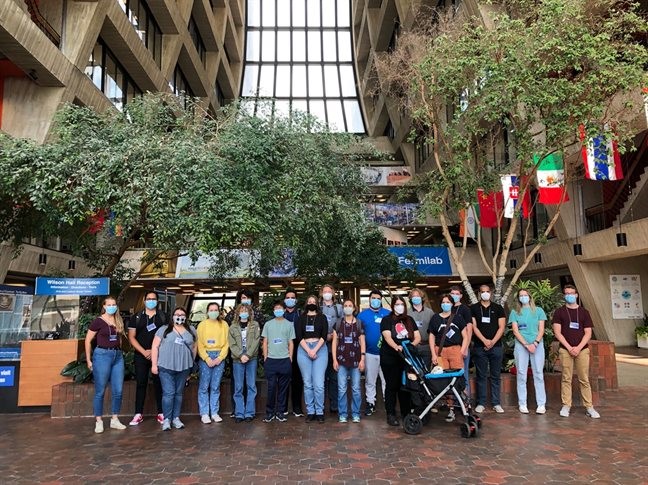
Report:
262,318,295,359
321,303,343,334
410,306,434,344
155,326,195,372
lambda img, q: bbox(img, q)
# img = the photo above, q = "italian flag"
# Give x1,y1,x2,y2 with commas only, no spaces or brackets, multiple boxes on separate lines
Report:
534,153,569,204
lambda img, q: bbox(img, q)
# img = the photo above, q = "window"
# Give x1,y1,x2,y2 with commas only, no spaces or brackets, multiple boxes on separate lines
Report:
118,0,163,67
169,65,195,109
241,0,366,133
188,16,207,65
85,38,142,110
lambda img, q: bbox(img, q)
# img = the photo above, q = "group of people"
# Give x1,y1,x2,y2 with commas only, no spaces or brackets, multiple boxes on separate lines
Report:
85,282,600,433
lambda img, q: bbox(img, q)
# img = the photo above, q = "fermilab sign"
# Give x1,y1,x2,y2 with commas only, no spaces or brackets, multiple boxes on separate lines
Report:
387,247,452,276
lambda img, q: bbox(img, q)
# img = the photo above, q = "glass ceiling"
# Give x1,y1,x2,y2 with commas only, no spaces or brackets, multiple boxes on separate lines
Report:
241,0,366,133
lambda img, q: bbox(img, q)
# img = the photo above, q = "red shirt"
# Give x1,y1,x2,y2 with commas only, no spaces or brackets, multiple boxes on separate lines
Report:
89,317,121,349
552,306,593,348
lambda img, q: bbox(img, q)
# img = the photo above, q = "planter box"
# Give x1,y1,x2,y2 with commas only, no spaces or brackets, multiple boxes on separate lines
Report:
637,335,648,349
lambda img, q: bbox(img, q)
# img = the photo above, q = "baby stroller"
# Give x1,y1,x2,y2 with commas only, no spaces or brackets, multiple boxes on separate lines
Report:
400,341,481,437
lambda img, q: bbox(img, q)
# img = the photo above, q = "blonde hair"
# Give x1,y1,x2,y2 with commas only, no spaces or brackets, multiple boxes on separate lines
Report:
514,289,537,314
409,288,429,306
102,296,124,334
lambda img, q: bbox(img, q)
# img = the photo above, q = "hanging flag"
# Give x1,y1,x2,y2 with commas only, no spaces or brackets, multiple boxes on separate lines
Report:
579,125,624,181
459,205,478,238
519,176,533,218
477,189,503,228
534,153,569,204
87,209,107,234
500,174,519,218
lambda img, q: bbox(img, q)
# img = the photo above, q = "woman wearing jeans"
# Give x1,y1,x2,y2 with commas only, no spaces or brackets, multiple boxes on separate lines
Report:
85,296,127,434
332,299,365,423
296,295,329,422
509,289,547,414
197,302,229,424
152,307,196,431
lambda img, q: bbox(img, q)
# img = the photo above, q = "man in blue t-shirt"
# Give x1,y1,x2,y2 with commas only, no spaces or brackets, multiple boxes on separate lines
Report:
357,289,390,416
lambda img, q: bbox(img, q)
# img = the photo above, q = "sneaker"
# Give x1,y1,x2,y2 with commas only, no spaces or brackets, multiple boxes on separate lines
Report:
161,419,171,431
212,414,223,423
474,405,485,413
493,405,505,414
316,415,325,423
536,405,546,415
339,416,348,423
201,415,212,424
519,405,529,414
305,414,315,422
386,415,400,426
276,414,288,422
445,409,455,422
172,418,184,429
129,413,143,426
586,407,601,419
235,417,244,423
156,413,165,424
110,418,127,430
244,417,253,422
352,416,361,423
293,409,304,417
94,420,104,434
263,415,275,423
559,406,570,417
364,403,375,416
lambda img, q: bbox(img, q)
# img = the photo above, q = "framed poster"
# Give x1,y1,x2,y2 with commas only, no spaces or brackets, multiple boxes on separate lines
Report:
610,275,643,319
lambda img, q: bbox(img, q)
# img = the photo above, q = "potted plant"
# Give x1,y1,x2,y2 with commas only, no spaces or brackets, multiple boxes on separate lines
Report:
636,314,648,349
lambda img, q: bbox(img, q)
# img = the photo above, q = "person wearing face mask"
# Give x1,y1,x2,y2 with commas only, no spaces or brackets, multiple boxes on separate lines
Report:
509,289,547,415
332,299,366,423
85,296,127,433
228,303,261,422
296,295,329,422
127,291,167,426
380,295,421,427
357,289,389,416
196,302,229,424
470,284,506,414
408,289,434,366
552,284,600,419
282,288,304,418
151,307,197,431
320,284,343,414
449,285,474,397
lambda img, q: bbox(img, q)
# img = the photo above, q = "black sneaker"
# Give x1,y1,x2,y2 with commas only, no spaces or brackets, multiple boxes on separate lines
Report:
387,415,400,426
293,409,304,417
262,415,275,423
235,417,244,423
364,403,375,416
305,414,316,422
244,417,253,422
276,414,288,422
316,415,325,423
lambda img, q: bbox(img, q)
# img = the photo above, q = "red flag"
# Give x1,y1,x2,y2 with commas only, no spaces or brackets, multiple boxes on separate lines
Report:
520,176,532,219
477,189,503,228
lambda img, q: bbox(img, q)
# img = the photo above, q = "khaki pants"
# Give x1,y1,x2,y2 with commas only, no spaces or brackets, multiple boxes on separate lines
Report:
559,347,592,408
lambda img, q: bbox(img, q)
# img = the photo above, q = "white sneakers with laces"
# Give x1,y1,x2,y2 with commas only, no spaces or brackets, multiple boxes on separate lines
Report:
474,404,485,413
110,418,126,430
519,405,529,414
586,407,601,419
493,405,505,413
536,405,546,414
559,406,570,417
201,415,212,424
129,413,143,426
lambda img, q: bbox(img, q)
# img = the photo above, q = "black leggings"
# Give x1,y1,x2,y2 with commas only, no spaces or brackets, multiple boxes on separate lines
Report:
380,356,411,417
134,353,162,414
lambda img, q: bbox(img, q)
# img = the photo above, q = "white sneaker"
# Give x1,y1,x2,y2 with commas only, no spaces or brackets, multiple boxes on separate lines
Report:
519,405,529,414
201,414,212,424
559,406,570,417
493,405,505,413
586,407,601,419
212,414,223,423
536,406,546,414
110,418,127,430
94,419,104,434
445,409,455,422
161,419,171,431
129,413,143,426
474,405,485,413
172,417,185,429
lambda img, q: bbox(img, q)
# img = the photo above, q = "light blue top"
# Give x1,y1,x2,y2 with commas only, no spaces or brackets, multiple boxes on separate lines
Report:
155,326,195,372
508,306,547,343
261,318,296,359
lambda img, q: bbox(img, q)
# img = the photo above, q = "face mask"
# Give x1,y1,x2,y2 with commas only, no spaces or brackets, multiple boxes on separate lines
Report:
343,307,354,316
441,302,453,312
173,315,186,324
370,298,382,310
565,294,577,304
105,305,118,315
394,304,405,315
519,295,530,305
323,292,333,301
274,309,285,318
144,300,157,310
451,294,461,303
239,312,249,320
240,299,251,306
284,298,296,308
306,303,318,312
480,292,491,301
411,296,422,306
207,311,219,320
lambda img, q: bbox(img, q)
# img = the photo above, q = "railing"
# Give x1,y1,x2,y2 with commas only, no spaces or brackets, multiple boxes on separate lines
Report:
24,0,61,47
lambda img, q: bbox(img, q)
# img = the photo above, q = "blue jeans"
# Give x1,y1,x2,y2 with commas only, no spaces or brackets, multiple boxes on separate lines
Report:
514,341,546,407
463,351,471,399
297,342,328,415
233,358,258,418
92,348,124,417
198,359,225,416
337,365,361,418
159,367,191,421
472,345,503,407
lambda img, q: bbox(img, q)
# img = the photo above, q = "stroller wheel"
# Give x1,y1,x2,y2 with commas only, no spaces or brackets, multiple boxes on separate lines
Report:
470,415,482,429
467,416,480,437
460,422,474,438
403,414,423,435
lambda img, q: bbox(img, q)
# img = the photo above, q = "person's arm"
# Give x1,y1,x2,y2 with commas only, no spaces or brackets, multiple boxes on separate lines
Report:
574,328,592,356
262,336,268,362
246,323,261,359
128,325,149,358
196,324,210,363
84,330,97,371
411,329,421,347
552,319,572,351
491,307,506,345
288,338,294,363
460,326,469,357
217,323,229,364
332,330,339,370
510,312,527,345
382,330,401,352
228,326,241,360
151,335,161,374
359,334,366,372
430,335,438,365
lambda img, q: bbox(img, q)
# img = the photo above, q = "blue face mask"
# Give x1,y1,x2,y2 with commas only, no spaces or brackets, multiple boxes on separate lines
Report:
274,309,285,318
565,294,577,304
284,298,296,308
519,295,530,305
441,302,453,312
239,312,249,320
144,300,157,310
241,299,251,306
105,305,118,315
411,296,422,306
451,294,461,303
370,298,382,309
207,311,219,320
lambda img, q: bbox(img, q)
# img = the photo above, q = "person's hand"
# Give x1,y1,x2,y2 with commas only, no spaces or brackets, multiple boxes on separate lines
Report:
87,361,93,371
333,361,339,371
570,346,580,357
241,355,249,364
214,358,222,366
432,357,438,366
461,347,468,358
309,350,317,360
526,343,536,354
359,359,365,372
396,345,403,353
143,349,152,360
207,359,216,368
151,365,158,375
484,339,492,350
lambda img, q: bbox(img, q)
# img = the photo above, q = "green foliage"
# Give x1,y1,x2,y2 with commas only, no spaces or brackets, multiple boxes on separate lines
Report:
76,313,94,339
60,352,92,383
636,314,648,337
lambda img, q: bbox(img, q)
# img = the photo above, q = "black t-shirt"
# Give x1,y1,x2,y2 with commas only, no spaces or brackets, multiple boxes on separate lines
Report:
428,313,466,347
470,302,506,347
296,313,328,342
128,310,167,349
451,304,472,327
379,314,417,360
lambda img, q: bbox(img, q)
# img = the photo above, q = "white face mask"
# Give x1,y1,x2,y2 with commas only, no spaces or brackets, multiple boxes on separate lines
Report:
343,307,354,316
480,292,491,301
323,292,333,301
394,304,405,315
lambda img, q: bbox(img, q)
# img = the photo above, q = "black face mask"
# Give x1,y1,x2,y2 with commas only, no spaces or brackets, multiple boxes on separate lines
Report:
306,303,318,312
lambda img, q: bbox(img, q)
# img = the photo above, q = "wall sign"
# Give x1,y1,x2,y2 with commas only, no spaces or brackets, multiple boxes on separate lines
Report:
35,278,110,296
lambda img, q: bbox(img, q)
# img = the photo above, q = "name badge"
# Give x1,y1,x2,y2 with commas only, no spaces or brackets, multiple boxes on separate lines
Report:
415,320,422,328
175,337,184,344
273,338,283,344
446,329,455,339
569,321,580,330
207,350,220,360
146,323,156,332
109,334,118,342
374,316,382,324
305,325,315,332
518,324,527,330
344,336,353,344
207,339,215,344
481,317,491,323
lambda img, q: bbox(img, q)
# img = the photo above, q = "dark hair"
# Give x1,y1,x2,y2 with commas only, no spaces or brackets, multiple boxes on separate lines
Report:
236,288,254,304
563,284,577,292
438,293,453,306
164,306,193,338
283,287,297,298
304,294,320,312
369,289,382,299
449,286,462,294
478,283,492,291
144,291,158,300
273,299,286,309
390,295,408,317
206,301,220,312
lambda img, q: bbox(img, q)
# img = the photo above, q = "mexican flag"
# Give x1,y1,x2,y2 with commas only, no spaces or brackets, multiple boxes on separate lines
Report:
534,153,569,204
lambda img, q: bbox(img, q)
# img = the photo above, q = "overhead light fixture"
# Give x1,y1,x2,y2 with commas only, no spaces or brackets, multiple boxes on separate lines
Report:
573,243,582,256
68,260,76,270
534,253,542,264
290,281,305,285
167,286,181,290
427,285,440,289
616,232,627,247
269,284,283,288
179,283,195,287
448,279,462,284
130,284,144,288
415,282,427,287
339,280,354,284
240,281,255,286
38,253,47,266
199,288,213,292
